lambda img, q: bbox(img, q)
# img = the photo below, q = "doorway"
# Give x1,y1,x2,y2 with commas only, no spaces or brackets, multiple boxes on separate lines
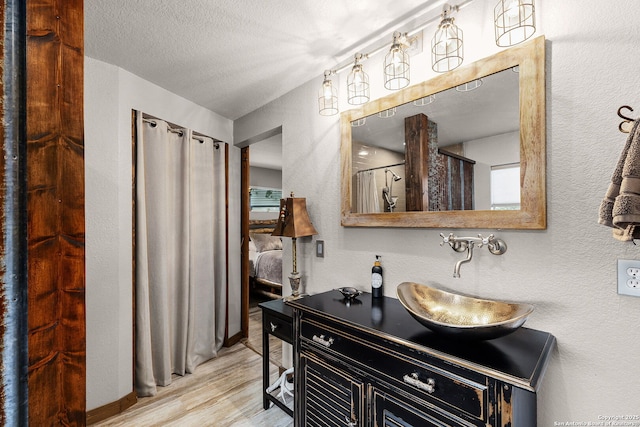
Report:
240,127,283,338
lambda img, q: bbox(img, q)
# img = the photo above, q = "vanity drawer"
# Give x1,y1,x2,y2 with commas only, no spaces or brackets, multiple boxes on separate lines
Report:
263,310,292,343
300,317,489,423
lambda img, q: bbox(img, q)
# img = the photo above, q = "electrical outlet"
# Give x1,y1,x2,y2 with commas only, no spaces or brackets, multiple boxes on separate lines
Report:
617,259,640,297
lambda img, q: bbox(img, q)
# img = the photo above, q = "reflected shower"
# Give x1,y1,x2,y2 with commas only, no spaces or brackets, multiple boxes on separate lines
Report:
383,168,402,212
387,169,402,182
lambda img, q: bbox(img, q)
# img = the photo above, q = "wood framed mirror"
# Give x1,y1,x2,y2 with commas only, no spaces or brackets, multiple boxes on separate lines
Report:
340,36,545,229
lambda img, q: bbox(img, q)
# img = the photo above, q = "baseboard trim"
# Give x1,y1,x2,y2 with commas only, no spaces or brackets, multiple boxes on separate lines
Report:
86,391,137,425
225,330,243,347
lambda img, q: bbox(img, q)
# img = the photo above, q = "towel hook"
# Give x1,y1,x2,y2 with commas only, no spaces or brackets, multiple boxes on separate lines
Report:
618,105,635,133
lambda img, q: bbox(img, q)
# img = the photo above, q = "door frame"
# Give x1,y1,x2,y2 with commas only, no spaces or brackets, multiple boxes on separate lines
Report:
240,146,250,339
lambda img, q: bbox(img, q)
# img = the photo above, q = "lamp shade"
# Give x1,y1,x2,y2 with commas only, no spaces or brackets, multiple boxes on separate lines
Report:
272,195,318,238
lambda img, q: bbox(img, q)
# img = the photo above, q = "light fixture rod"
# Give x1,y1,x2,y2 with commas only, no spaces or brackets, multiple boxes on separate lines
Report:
326,0,475,76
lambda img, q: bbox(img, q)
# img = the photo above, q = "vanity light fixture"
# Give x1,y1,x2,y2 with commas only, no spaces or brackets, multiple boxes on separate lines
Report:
414,94,436,106
351,118,367,127
494,0,536,47
378,107,396,119
455,78,483,92
431,3,464,73
383,31,410,90
316,0,479,116
318,70,339,116
347,53,370,105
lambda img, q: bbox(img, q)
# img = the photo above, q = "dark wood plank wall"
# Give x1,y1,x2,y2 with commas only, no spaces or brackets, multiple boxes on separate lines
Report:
463,158,474,209
439,150,475,211
26,0,86,424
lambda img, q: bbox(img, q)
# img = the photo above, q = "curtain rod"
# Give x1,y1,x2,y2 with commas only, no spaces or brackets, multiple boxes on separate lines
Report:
142,117,220,148
358,161,406,173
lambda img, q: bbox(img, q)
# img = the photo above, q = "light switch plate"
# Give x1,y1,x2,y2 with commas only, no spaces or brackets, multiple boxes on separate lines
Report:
617,259,640,297
316,240,324,258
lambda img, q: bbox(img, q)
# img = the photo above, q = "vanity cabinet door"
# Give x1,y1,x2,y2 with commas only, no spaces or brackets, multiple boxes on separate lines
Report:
370,383,482,427
300,351,364,427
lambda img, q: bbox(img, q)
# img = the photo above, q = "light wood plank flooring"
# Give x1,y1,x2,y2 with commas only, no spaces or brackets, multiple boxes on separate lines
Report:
93,307,293,427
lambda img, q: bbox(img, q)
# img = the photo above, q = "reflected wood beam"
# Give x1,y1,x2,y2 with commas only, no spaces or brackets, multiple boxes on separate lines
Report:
404,113,432,211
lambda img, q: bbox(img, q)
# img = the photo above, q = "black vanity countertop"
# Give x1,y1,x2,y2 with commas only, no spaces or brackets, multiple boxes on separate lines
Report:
287,290,556,392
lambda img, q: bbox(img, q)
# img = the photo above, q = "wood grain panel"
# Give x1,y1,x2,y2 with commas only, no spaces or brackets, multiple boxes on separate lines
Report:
404,114,429,211
26,0,85,425
463,160,474,209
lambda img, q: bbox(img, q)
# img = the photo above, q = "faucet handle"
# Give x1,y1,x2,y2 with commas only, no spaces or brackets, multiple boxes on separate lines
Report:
439,232,452,246
440,233,468,252
477,234,494,247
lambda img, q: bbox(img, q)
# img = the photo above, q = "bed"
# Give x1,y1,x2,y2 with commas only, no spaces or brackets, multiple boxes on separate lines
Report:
249,220,283,299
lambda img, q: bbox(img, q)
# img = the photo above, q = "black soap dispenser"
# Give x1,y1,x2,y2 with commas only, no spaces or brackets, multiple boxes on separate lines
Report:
371,255,383,298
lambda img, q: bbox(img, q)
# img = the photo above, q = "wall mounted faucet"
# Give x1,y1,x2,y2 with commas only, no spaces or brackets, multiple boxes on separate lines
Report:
440,233,507,278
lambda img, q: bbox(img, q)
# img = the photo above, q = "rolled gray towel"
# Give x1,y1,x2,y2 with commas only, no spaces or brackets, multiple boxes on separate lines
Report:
599,118,640,241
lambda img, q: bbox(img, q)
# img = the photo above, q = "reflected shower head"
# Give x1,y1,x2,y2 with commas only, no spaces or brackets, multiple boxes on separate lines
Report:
386,168,402,181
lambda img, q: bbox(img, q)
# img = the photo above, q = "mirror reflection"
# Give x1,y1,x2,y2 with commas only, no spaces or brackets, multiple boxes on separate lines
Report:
351,67,520,213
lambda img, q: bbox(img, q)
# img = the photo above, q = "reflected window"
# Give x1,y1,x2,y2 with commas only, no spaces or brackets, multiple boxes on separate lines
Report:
250,187,282,212
491,163,520,210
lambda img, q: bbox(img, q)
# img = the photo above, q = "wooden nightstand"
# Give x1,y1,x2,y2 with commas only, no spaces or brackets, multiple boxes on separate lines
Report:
259,298,294,417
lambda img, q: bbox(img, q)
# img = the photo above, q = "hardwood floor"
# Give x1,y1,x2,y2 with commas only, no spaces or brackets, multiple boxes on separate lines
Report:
93,306,292,426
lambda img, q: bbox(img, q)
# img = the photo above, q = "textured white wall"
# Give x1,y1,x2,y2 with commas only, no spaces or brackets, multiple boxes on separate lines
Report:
84,57,238,410
234,0,640,421
84,59,125,412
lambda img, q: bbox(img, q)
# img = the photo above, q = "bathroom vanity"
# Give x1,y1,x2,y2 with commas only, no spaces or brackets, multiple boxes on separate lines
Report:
287,291,555,427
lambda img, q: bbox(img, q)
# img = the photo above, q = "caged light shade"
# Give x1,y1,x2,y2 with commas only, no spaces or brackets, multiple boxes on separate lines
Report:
494,0,536,47
347,54,370,105
384,32,410,90
431,4,463,73
318,70,338,116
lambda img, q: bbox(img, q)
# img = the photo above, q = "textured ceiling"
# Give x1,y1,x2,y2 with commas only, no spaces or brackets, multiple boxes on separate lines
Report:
84,0,445,120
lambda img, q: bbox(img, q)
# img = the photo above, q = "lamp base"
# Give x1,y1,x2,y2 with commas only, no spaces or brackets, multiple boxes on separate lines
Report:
283,272,305,302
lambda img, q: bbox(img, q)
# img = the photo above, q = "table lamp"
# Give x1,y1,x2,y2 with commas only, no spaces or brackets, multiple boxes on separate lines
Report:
272,192,318,300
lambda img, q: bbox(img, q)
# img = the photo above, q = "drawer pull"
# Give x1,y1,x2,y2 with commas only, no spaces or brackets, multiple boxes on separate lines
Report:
270,322,278,332
344,415,357,426
403,373,436,393
312,334,334,348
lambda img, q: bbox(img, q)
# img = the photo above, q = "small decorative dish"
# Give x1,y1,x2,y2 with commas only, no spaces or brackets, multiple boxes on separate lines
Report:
336,287,362,300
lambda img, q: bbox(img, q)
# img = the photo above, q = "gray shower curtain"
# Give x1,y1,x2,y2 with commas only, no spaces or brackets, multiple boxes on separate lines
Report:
135,114,226,396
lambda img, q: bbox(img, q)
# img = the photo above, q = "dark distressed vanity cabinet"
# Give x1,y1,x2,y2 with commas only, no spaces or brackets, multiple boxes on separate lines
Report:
288,291,555,427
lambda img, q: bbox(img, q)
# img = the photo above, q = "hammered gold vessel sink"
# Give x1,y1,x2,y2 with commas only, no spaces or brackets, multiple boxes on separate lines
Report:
396,282,534,340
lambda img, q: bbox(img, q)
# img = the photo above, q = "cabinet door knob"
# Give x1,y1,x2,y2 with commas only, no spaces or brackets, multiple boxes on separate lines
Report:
312,334,334,348
270,322,278,332
344,415,357,426
403,372,436,393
